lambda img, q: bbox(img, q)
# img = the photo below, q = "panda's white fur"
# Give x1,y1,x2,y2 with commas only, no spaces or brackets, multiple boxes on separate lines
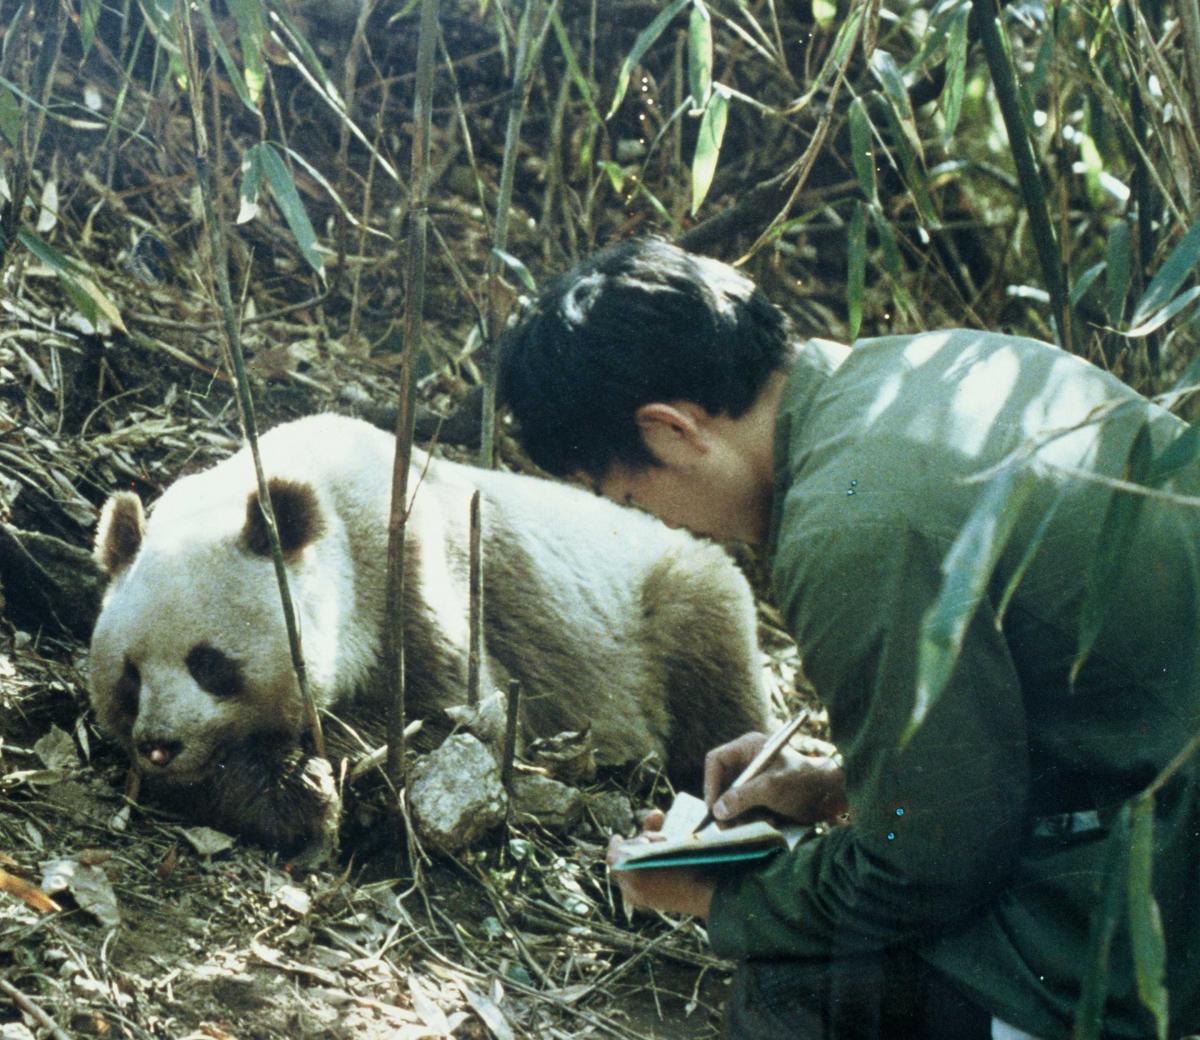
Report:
88,414,769,844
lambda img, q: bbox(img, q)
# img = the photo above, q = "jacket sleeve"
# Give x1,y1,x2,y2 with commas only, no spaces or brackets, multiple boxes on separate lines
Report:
706,521,1030,961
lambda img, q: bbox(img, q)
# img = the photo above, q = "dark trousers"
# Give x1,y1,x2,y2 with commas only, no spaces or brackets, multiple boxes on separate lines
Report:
723,946,992,1040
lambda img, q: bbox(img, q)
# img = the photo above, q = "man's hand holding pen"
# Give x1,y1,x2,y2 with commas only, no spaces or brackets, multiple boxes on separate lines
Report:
607,718,849,918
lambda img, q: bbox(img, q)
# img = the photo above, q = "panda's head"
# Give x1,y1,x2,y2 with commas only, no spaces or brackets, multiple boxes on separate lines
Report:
88,477,325,784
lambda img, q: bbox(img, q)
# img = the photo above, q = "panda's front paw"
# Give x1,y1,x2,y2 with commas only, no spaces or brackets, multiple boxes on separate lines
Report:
207,735,342,858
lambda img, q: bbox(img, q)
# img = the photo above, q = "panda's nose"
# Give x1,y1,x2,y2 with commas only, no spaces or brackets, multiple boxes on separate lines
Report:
136,739,183,768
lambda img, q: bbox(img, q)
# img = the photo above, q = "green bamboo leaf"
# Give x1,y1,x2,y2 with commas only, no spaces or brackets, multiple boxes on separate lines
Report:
1126,287,1200,338
870,51,922,165
1074,425,1153,683
269,2,340,102
690,86,728,214
1147,421,1200,486
551,11,602,128
606,0,690,120
828,5,863,67
907,464,1037,746
1073,804,1132,1040
237,141,265,223
491,247,537,294
847,201,867,339
135,0,181,57
869,205,901,278
198,0,256,114
79,0,101,54
1106,220,1132,324
1130,222,1200,328
941,5,970,142
597,160,627,193
18,229,125,331
901,0,962,76
996,484,1065,626
0,82,18,147
688,1,712,107
849,96,877,204
1128,795,1169,1040
255,143,326,280
1071,261,1105,308
877,95,938,227
227,0,267,108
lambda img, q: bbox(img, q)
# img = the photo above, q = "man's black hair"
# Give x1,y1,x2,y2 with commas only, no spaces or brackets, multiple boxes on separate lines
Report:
498,237,792,479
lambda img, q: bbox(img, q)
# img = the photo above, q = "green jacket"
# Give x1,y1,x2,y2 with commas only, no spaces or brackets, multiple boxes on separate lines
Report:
705,330,1200,1038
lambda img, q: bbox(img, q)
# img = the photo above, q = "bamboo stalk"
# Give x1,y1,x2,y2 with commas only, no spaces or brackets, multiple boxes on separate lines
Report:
1178,0,1200,181
501,678,522,794
479,0,540,470
181,6,324,759
466,489,483,707
973,0,1074,351
385,0,441,789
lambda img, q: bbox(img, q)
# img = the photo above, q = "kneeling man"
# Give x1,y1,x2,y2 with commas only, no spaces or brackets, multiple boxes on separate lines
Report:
499,237,1200,1040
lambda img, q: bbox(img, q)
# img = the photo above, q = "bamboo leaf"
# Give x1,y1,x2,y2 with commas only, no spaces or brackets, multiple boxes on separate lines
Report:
606,0,690,120
870,205,901,278
688,1,712,107
1128,795,1169,1040
996,484,1065,626
870,50,922,165
1130,222,1200,328
269,2,342,104
79,0,101,54
597,160,627,193
256,143,326,280
1126,287,1200,339
237,142,264,224
1074,425,1153,682
0,82,18,147
551,11,602,128
941,5,970,141
491,248,537,293
847,201,866,339
18,230,126,331
198,0,256,114
1105,220,1132,324
828,4,863,67
1071,261,1105,308
227,0,267,107
1147,421,1200,487
849,96,877,203
876,94,938,227
690,86,728,214
908,465,1037,746
1073,804,1132,1040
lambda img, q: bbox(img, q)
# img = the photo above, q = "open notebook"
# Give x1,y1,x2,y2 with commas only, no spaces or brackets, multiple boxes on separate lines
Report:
611,792,810,871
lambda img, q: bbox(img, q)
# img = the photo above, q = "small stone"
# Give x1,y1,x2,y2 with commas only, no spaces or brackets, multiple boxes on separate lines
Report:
585,790,635,835
510,774,584,831
410,734,507,854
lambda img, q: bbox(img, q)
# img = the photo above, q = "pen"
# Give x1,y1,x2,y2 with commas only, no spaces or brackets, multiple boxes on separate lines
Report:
692,711,811,834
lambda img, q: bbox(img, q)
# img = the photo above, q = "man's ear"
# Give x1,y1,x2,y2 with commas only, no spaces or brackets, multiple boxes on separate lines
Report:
634,402,710,462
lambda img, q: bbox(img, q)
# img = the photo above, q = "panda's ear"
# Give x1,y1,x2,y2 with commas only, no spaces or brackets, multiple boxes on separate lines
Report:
242,478,326,559
95,492,146,577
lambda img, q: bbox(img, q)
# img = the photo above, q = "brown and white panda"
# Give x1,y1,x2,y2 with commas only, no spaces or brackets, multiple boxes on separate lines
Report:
88,413,770,852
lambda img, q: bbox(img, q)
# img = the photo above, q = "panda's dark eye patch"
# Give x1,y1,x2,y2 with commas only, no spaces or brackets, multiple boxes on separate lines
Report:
186,644,242,698
116,657,140,716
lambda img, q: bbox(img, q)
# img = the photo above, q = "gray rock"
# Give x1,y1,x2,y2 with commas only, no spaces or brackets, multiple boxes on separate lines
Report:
585,790,636,836
511,774,584,831
410,734,507,854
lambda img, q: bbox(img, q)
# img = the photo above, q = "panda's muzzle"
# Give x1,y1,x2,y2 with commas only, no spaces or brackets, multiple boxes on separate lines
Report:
137,738,184,769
